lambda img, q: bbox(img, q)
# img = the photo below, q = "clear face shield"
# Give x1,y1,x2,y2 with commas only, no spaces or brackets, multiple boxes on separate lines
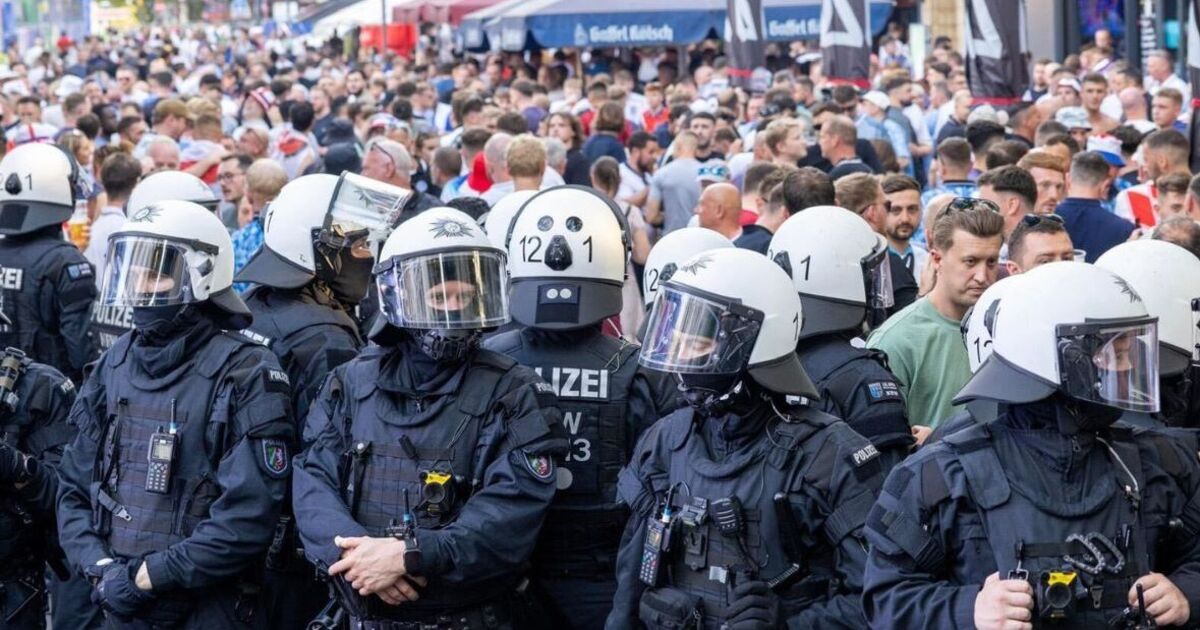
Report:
863,243,894,310
1056,318,1161,414
329,172,413,256
100,235,216,307
639,284,763,375
375,250,510,330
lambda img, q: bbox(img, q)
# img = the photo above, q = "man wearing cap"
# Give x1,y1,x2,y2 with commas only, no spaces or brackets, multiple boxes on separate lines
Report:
862,90,912,176
1055,106,1093,149
1114,129,1192,228
1054,77,1083,107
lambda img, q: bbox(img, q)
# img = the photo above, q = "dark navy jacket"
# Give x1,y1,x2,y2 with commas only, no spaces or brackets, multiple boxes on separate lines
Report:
1055,197,1135,263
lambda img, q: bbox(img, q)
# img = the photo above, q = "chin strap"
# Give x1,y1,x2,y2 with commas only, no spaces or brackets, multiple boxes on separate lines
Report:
417,329,481,362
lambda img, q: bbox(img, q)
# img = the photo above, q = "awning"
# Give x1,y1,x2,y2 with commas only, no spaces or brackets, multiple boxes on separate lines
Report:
310,0,421,37
395,0,506,25
464,0,893,51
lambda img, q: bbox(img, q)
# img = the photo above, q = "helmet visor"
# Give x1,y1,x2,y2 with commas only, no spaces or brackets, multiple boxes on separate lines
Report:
640,285,762,375
864,245,894,310
1056,319,1160,413
330,172,411,234
100,236,210,307
376,250,509,329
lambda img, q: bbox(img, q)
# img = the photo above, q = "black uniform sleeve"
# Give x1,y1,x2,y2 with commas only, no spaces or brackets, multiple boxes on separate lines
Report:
787,422,886,629
50,254,99,381
15,365,77,520
141,350,294,592
1139,432,1200,619
56,361,113,571
414,368,566,583
287,331,360,438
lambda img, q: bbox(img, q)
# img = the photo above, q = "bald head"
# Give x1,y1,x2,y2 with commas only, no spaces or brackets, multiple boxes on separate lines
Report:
696,183,742,238
1119,87,1147,119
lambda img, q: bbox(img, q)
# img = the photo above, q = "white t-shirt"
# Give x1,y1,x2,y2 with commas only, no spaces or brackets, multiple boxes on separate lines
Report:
618,162,649,205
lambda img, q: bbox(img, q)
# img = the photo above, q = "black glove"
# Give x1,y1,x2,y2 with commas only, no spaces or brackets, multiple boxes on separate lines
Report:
90,561,153,619
722,579,781,630
0,442,28,484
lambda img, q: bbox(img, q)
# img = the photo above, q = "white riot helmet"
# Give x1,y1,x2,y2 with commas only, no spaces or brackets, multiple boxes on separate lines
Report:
374,207,509,358
505,186,630,329
641,248,818,398
483,190,538,250
960,275,1029,373
955,262,1160,414
767,206,893,338
0,143,80,235
127,171,220,215
642,228,735,308
101,200,250,329
235,174,378,304
1096,239,1200,377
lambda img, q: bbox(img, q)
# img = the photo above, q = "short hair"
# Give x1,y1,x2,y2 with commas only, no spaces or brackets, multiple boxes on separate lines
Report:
743,162,780,197
1188,172,1200,200
99,152,142,201
1158,172,1191,196
505,134,546,179
483,132,513,170
823,115,857,145
1142,128,1190,163
432,146,462,178
369,138,414,174
782,167,835,215
761,118,801,153
63,93,88,116
1111,124,1147,156
984,140,1030,170
1155,87,1184,107
1081,72,1108,87
755,165,795,201
1153,216,1200,259
687,111,716,126
75,114,100,140
966,120,1006,153
245,158,288,201
881,174,921,195
221,153,254,172
290,101,315,133
1069,151,1112,187
930,204,1005,252
977,165,1037,209
627,130,657,151
936,137,972,169
444,196,490,221
460,127,493,154
714,127,739,146
496,112,529,135
151,99,190,126
834,173,881,214
543,137,567,169
594,101,625,134
1008,212,1069,262
1034,120,1068,146
591,156,621,194
1043,133,1080,155
1017,149,1068,173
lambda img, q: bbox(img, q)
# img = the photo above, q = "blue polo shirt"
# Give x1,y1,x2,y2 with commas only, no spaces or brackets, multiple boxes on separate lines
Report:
1055,197,1135,263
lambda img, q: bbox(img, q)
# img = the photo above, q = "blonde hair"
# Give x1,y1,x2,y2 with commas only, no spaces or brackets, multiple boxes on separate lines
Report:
505,134,547,179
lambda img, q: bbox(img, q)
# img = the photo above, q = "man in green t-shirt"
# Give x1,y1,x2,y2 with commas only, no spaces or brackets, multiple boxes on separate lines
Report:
868,198,1004,440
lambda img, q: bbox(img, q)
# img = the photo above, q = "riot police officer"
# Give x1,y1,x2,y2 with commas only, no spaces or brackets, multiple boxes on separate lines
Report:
292,207,566,629
864,261,1200,629
483,186,678,629
767,206,914,469
637,228,734,340
1096,239,1200,428
0,143,98,383
91,170,221,351
0,318,79,628
233,173,371,629
609,248,887,629
57,200,294,628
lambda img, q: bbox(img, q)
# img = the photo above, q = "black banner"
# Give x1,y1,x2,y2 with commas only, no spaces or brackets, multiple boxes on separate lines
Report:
820,0,870,88
964,0,1030,104
726,0,768,89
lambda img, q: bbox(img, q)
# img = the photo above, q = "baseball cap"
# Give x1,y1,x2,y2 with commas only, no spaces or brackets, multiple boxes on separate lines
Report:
1056,77,1082,94
1055,106,1092,130
861,91,891,111
55,75,83,99
697,162,731,184
1086,135,1126,167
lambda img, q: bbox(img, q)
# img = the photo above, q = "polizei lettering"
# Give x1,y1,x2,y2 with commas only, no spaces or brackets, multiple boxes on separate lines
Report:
0,266,23,290
532,366,610,400
91,303,134,329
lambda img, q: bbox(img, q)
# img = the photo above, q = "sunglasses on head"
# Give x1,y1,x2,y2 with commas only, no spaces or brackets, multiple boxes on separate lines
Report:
1020,213,1065,227
947,197,1001,214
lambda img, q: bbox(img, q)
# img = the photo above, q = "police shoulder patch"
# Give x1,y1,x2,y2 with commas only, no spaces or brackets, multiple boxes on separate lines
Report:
262,368,291,393
58,378,75,395
848,443,880,468
523,450,554,481
65,262,93,281
260,438,290,478
863,380,903,404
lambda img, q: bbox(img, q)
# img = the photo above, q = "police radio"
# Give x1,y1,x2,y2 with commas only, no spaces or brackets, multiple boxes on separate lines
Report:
386,489,422,573
146,408,178,494
640,488,678,586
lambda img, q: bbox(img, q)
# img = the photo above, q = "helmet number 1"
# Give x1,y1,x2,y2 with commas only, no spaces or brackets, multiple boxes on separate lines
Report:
798,255,811,281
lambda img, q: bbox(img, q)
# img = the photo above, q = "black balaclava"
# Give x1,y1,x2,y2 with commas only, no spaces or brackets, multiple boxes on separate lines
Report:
377,330,466,396
314,244,374,307
130,304,219,378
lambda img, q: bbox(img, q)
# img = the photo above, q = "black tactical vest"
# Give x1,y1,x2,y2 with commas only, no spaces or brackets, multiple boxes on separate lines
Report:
0,237,83,370
939,423,1155,626
92,333,256,560
90,303,133,352
486,329,638,570
334,348,521,618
